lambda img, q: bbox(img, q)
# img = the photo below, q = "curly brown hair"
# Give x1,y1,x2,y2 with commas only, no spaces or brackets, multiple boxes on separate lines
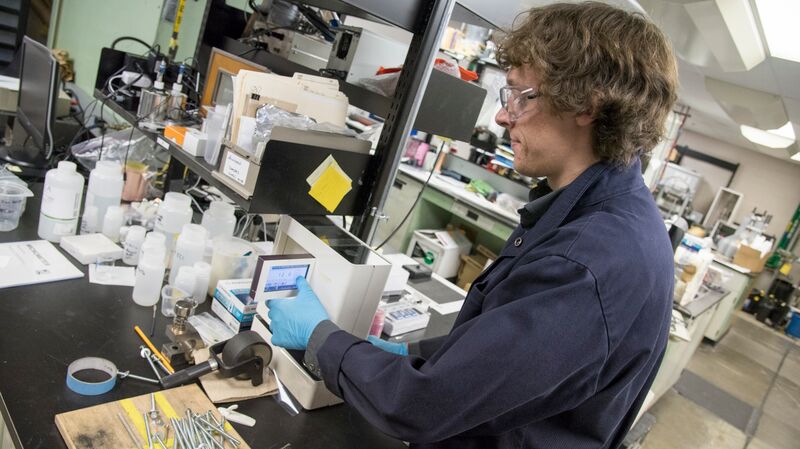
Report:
496,2,678,167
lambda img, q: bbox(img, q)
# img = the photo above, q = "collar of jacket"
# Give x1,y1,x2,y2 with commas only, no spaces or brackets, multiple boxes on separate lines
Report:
500,158,645,258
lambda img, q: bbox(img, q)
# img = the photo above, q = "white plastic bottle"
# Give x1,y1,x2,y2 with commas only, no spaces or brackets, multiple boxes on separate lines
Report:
153,192,193,264
140,232,167,265
79,205,98,235
169,224,208,284
38,161,85,242
83,161,124,232
201,201,236,239
102,205,125,242
132,250,166,307
192,261,212,304
123,225,147,265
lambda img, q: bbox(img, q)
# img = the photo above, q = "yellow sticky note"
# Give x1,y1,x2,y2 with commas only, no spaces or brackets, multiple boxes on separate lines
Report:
309,164,352,213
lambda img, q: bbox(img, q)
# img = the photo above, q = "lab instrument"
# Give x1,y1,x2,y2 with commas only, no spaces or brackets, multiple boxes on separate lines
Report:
252,215,391,409
250,253,315,302
159,330,271,389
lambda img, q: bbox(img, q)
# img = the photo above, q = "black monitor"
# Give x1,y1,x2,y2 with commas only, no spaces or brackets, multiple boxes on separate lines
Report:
0,36,59,168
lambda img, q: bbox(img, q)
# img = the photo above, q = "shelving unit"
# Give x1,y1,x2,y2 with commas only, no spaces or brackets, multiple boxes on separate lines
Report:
98,0,509,242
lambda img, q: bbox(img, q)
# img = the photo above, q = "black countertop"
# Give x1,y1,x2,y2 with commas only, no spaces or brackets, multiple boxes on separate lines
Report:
0,185,407,449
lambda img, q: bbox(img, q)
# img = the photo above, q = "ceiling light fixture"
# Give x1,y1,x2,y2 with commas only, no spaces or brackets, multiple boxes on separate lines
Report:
754,0,800,63
740,122,796,149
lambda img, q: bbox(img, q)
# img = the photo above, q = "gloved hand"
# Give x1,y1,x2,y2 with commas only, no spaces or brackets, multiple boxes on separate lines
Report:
267,276,330,350
367,335,408,356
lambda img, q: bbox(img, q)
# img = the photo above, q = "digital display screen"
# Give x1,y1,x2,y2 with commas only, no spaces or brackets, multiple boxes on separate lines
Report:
264,264,310,292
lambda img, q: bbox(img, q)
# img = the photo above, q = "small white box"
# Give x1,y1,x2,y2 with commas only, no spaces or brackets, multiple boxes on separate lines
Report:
406,230,471,279
381,300,430,336
182,128,207,157
59,233,124,265
211,278,258,333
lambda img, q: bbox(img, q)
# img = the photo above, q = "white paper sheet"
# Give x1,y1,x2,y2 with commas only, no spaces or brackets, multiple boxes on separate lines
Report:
0,240,83,289
88,264,136,287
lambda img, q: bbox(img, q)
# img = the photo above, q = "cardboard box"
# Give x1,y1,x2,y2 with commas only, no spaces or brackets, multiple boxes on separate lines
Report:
211,278,258,333
732,244,770,273
456,245,497,290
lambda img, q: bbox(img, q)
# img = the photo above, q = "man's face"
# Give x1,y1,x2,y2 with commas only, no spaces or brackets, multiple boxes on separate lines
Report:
495,66,585,180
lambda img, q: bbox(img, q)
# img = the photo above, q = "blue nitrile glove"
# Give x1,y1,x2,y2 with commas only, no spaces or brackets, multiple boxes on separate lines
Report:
267,276,330,350
367,335,409,356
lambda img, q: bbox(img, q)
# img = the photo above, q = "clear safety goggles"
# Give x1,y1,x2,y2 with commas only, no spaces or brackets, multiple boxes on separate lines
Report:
499,85,541,121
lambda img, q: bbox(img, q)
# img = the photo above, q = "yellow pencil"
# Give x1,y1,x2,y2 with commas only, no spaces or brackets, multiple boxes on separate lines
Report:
134,325,175,374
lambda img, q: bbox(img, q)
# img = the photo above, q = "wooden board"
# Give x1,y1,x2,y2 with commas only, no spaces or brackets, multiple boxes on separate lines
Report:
55,384,251,449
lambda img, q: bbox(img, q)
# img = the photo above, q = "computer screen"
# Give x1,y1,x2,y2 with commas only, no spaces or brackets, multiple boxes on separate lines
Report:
16,36,58,153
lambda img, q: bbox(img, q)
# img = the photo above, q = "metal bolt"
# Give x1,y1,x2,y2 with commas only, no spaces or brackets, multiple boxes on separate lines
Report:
140,346,163,381
144,412,154,449
118,370,160,385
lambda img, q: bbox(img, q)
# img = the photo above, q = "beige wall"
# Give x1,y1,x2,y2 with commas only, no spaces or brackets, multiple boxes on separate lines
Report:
676,130,800,237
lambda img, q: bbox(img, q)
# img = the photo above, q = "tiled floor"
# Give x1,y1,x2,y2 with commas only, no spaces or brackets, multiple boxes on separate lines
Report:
643,312,800,449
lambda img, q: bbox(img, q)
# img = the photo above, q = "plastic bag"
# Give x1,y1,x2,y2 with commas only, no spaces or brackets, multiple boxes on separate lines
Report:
71,128,165,172
358,71,401,96
252,104,357,156
253,103,317,145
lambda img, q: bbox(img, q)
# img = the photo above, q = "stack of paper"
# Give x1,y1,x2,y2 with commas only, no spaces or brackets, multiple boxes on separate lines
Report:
230,71,349,144
0,240,83,289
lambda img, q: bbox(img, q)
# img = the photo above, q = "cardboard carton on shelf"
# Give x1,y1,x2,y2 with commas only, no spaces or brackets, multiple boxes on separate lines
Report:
732,244,770,273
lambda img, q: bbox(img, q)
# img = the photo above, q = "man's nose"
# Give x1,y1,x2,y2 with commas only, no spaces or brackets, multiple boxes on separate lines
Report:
495,107,512,128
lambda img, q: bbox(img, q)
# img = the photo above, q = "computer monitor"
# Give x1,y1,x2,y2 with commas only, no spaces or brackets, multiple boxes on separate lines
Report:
0,36,59,168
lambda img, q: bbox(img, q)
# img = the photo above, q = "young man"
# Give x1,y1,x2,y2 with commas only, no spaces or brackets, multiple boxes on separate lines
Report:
267,2,678,448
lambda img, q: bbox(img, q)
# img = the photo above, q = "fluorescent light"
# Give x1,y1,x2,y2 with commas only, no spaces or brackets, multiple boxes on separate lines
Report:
792,152,800,162
740,121,796,148
754,0,800,63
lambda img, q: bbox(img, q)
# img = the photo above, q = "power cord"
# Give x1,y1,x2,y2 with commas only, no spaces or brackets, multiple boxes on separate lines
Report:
373,160,439,251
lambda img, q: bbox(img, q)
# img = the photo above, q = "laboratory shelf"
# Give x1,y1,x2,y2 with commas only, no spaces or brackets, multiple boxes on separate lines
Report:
92,88,157,140
220,37,486,142
156,135,253,211
289,0,514,32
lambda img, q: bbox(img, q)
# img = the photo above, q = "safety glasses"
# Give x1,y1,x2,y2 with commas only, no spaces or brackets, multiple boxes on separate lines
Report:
499,85,541,120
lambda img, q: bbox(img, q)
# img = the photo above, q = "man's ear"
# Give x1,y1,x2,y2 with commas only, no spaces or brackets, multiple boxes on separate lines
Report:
575,112,594,127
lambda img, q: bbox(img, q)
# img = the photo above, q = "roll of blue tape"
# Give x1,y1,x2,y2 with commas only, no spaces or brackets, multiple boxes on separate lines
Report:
66,357,118,396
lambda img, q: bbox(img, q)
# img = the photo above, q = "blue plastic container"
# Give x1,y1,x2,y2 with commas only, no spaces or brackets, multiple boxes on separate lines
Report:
786,310,800,338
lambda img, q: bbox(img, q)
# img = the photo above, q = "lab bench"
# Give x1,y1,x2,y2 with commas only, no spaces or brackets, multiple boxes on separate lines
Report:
0,186,407,449
373,164,519,255
703,257,755,343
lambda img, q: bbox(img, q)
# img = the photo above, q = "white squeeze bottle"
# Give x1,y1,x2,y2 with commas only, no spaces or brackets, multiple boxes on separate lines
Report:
169,224,208,284
153,192,193,265
133,249,166,306
83,161,123,232
38,161,85,242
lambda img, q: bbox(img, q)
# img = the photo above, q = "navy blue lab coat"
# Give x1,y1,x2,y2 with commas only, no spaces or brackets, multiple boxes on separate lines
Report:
315,160,674,448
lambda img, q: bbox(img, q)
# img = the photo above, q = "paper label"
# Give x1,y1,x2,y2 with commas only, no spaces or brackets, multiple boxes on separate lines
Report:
157,137,170,149
223,152,249,186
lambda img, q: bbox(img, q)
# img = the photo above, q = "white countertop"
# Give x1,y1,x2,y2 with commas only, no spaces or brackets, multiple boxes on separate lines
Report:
398,164,521,226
